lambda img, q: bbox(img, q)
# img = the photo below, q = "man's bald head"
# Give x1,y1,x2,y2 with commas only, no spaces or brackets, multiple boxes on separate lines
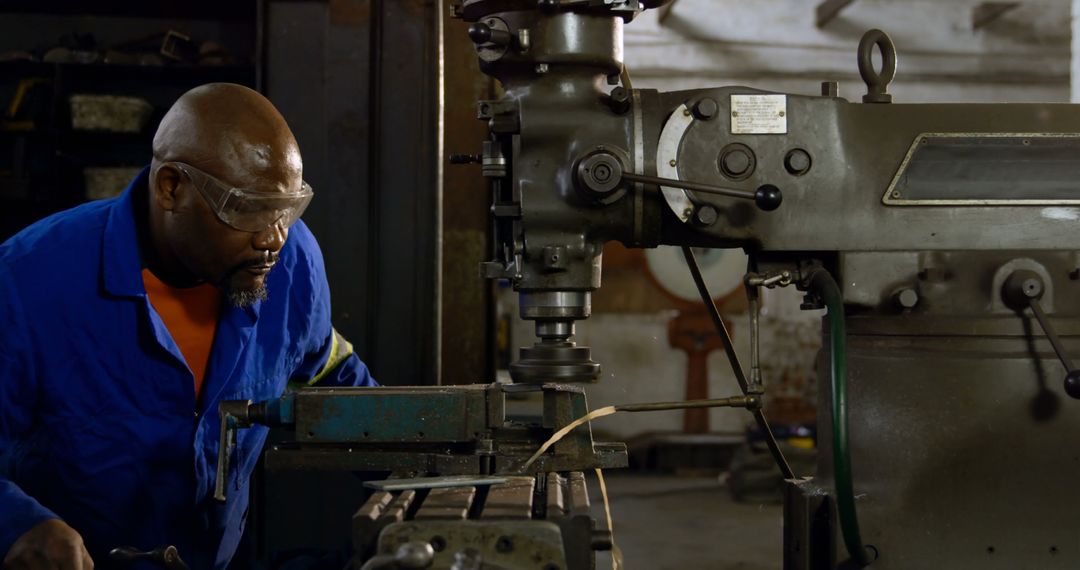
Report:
145,84,303,304
152,83,302,192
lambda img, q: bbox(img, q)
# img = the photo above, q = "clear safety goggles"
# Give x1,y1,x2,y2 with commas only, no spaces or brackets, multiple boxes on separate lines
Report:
163,161,313,232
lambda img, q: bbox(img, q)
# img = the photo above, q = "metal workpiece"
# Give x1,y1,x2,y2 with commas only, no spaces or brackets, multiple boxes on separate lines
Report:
353,471,601,570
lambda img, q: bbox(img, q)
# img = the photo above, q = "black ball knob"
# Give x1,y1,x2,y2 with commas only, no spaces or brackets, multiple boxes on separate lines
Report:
1065,369,1080,399
468,23,492,44
754,184,782,211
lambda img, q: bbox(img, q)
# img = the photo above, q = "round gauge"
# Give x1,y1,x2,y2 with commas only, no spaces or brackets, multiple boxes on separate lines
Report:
644,246,748,303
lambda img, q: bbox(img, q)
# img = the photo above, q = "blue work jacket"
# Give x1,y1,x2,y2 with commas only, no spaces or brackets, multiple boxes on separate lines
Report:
0,168,376,568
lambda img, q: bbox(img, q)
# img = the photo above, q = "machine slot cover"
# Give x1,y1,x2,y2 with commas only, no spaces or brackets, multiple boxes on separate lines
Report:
884,133,1080,205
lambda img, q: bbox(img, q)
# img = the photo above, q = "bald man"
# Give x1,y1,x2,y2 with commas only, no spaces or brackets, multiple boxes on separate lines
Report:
0,83,376,570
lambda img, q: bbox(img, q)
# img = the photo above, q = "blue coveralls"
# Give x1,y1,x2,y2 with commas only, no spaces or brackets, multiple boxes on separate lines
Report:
0,168,376,568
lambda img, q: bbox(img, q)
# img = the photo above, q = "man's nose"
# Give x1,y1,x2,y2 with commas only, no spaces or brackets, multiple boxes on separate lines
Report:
252,221,287,253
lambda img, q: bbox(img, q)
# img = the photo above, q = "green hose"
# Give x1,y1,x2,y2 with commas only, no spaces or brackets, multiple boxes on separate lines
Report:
808,268,876,567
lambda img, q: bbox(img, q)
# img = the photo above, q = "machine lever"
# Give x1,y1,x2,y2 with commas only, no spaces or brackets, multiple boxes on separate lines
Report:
1002,270,1080,398
620,172,782,211
109,546,190,570
468,22,513,48
214,400,253,502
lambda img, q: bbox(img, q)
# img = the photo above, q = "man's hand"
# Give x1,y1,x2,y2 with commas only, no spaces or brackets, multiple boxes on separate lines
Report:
2,519,94,570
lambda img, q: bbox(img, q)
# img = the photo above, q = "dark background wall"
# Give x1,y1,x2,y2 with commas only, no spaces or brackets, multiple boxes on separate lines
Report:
265,0,443,388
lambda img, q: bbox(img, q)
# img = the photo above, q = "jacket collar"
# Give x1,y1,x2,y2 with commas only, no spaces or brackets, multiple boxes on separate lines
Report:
101,166,151,299
98,166,261,321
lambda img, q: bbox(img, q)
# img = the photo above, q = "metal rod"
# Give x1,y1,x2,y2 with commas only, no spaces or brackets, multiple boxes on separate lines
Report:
746,283,764,394
616,395,758,413
680,247,795,480
1029,299,1076,371
622,172,756,201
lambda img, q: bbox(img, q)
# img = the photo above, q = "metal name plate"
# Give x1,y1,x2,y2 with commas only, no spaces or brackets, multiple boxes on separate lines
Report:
884,133,1080,205
730,94,787,134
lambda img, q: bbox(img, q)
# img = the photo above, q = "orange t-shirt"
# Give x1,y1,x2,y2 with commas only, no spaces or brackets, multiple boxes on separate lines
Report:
141,269,222,399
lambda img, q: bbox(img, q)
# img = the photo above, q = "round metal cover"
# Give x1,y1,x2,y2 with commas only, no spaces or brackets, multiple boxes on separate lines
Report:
644,245,747,302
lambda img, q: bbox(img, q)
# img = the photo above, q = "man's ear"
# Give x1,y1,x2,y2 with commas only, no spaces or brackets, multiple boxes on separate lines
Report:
152,164,182,211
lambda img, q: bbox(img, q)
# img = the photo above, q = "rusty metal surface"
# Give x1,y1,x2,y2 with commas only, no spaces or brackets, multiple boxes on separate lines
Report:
264,447,482,474
248,384,627,476
565,472,591,516
442,11,497,386
377,520,568,570
414,486,477,520
481,476,536,519
545,473,567,518
353,471,598,569
294,386,491,443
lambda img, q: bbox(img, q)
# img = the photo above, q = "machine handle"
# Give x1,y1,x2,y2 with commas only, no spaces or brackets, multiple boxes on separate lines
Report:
620,172,782,211
109,546,190,570
214,400,256,502
626,171,786,211
214,408,236,502
467,22,513,48
1002,270,1080,399
574,149,783,211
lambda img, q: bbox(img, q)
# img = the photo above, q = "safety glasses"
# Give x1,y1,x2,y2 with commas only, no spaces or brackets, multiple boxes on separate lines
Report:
161,161,313,232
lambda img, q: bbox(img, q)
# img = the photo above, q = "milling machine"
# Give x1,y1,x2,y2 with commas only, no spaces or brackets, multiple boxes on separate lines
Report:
216,1,1080,568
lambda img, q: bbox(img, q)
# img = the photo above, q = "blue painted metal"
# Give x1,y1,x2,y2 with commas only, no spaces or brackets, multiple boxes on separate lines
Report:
262,394,295,425
293,387,493,443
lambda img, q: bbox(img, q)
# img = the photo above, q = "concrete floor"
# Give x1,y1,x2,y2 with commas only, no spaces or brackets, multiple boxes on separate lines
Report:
588,473,782,570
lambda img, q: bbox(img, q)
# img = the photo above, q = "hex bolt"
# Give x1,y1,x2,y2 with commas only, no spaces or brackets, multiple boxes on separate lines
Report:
609,87,631,114
694,98,718,120
694,205,719,227
894,288,919,309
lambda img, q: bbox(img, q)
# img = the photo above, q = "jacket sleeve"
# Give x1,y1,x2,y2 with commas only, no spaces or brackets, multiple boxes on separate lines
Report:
285,224,377,390
289,328,377,389
0,262,59,559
